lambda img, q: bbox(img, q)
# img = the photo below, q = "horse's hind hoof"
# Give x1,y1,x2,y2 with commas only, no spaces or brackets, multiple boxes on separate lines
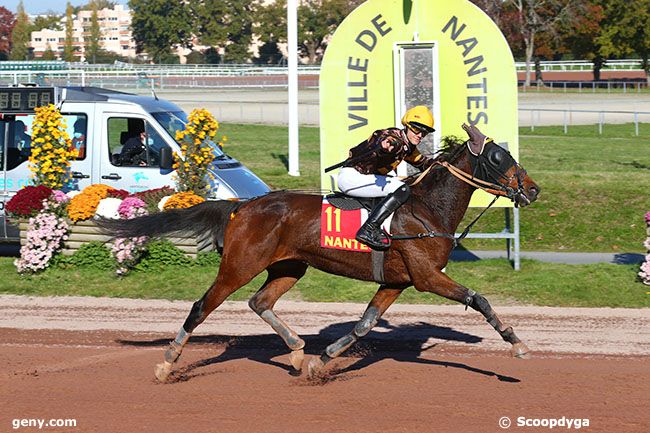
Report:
154,361,173,382
289,349,304,372
511,342,531,359
307,356,326,378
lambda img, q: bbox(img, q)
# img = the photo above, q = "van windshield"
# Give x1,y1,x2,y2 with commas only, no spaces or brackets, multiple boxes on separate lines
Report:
152,111,227,159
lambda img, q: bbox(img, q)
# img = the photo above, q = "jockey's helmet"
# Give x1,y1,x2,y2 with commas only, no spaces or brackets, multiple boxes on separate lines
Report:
401,106,435,133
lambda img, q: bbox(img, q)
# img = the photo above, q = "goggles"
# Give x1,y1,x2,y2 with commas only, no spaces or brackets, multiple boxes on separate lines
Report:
409,124,430,137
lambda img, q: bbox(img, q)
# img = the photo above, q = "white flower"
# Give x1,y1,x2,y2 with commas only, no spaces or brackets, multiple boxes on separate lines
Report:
95,198,123,220
158,195,172,211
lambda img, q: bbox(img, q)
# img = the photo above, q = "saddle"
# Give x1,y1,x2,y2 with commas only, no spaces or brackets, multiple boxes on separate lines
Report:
324,192,382,212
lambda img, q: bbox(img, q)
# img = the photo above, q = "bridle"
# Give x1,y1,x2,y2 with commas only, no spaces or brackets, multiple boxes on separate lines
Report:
409,140,529,206
393,141,529,245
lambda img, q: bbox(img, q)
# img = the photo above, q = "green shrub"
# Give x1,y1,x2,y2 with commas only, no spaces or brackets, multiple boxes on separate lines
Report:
134,239,192,271
54,241,115,269
196,251,221,267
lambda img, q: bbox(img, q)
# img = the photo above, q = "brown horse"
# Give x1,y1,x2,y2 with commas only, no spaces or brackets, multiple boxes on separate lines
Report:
99,124,540,382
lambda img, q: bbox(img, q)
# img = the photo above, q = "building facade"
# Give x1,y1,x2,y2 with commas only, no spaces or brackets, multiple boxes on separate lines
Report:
30,5,136,61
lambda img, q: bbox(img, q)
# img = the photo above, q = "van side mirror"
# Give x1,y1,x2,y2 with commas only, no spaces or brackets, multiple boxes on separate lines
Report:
159,146,173,170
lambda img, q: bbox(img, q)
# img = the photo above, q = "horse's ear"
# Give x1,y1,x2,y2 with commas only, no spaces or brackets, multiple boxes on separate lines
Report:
462,123,488,156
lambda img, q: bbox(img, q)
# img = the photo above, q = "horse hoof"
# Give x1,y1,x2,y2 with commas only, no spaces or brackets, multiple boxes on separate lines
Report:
289,349,304,371
154,361,173,382
511,342,531,359
307,356,325,378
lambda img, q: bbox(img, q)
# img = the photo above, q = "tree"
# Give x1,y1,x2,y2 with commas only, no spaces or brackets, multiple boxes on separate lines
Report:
185,50,206,64
84,3,101,63
81,0,116,11
63,2,75,62
255,0,287,45
192,0,257,63
129,0,193,63
298,0,364,64
596,0,650,84
41,43,56,60
0,6,15,60
507,0,591,86
560,3,605,80
31,14,63,32
9,1,30,60
255,42,284,65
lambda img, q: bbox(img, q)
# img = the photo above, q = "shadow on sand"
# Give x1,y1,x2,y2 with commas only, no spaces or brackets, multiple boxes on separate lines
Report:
119,318,520,384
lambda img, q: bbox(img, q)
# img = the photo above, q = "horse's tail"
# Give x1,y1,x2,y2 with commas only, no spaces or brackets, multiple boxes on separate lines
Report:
96,200,243,251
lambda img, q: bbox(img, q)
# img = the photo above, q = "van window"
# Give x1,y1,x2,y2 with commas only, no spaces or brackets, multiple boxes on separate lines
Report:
3,114,87,170
5,116,32,170
107,117,168,167
67,114,88,160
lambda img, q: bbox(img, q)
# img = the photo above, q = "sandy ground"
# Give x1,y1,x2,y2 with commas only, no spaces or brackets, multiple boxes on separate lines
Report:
1,295,649,433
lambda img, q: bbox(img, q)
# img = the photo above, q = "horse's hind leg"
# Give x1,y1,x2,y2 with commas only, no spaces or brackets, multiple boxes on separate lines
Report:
308,286,403,378
248,260,308,373
155,255,268,382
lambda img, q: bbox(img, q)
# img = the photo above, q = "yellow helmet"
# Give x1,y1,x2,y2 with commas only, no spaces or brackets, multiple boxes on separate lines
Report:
401,106,435,133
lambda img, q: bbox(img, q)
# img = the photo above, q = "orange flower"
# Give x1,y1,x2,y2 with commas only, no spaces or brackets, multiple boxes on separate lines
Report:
67,184,115,221
162,192,205,210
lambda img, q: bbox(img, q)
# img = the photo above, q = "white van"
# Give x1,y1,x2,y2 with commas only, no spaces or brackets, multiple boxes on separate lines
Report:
0,86,270,241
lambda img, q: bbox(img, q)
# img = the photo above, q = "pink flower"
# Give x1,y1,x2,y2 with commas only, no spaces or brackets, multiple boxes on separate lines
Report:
118,197,148,220
15,212,69,273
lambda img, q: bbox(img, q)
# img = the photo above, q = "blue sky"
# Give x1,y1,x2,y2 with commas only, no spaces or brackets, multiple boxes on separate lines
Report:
3,0,129,15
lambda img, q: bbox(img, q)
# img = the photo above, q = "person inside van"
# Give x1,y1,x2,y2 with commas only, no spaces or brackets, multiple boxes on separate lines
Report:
120,129,148,166
72,118,87,159
15,120,32,161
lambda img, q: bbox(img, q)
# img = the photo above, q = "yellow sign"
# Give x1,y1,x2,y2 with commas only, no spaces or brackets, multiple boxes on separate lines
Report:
320,0,518,207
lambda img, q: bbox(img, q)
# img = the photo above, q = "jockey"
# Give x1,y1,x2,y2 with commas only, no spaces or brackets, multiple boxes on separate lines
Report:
337,106,436,251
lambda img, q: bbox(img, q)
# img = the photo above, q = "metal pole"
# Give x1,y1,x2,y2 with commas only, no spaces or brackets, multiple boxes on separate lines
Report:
530,110,534,132
634,112,639,136
563,110,568,134
287,0,300,176
514,207,520,271
599,111,603,135
505,208,511,261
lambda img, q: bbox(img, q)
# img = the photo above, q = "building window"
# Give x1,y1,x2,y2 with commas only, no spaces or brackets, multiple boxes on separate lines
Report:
35,38,42,42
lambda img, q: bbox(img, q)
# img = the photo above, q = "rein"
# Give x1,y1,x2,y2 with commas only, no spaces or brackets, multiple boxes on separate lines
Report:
391,142,519,246
390,195,498,247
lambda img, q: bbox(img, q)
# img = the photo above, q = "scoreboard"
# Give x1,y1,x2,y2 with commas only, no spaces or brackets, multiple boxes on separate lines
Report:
0,87,55,113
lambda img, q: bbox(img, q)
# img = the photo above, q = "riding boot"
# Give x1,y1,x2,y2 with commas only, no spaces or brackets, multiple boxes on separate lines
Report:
356,185,410,251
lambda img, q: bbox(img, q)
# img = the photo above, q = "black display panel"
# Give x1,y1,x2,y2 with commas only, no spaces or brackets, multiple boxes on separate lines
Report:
0,87,55,112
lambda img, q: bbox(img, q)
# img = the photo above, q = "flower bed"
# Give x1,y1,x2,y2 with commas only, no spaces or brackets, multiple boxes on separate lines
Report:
18,220,212,259
9,184,213,274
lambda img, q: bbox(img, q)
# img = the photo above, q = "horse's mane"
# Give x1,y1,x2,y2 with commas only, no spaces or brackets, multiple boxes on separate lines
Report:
405,135,467,185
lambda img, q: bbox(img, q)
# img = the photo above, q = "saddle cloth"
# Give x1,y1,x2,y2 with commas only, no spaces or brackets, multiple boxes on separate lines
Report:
320,194,393,252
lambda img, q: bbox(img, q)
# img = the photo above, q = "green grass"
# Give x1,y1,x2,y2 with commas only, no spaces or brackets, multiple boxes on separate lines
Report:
2,258,647,307
220,122,650,253
461,123,650,252
3,122,649,308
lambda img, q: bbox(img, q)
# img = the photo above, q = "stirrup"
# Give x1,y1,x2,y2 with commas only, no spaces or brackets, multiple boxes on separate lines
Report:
356,226,391,251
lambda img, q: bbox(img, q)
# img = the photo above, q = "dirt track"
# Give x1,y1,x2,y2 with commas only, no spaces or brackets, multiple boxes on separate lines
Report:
1,295,648,433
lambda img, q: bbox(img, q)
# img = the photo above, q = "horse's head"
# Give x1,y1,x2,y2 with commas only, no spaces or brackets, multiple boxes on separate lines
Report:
462,123,540,207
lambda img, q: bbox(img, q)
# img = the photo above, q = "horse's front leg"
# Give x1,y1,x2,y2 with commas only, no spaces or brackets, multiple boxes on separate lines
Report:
412,267,530,358
308,286,403,378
